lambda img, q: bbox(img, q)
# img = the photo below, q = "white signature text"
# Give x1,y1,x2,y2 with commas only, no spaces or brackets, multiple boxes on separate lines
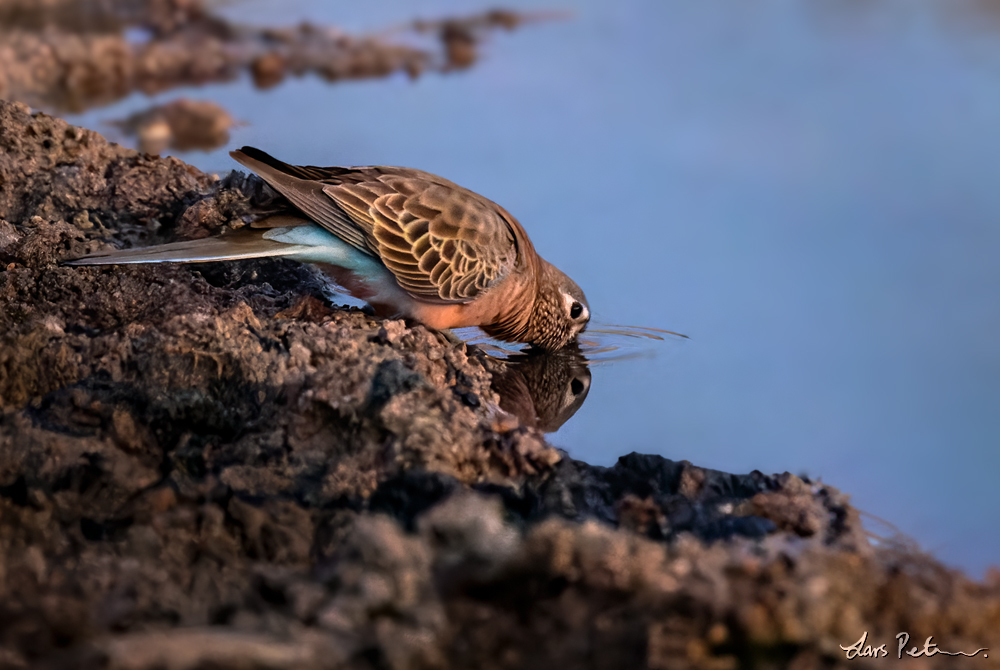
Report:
840,632,988,660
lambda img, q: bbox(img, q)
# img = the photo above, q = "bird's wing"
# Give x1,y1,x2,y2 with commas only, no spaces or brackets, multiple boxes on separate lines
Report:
231,146,519,304
325,175,520,303
231,148,376,255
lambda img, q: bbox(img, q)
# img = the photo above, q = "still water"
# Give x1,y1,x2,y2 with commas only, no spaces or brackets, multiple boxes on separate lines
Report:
67,0,1000,576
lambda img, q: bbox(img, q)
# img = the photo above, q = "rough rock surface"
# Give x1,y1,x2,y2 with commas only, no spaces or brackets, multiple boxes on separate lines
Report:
1,101,998,669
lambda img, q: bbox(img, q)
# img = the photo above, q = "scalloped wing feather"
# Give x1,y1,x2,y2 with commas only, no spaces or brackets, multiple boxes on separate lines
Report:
326,180,517,303
231,147,518,306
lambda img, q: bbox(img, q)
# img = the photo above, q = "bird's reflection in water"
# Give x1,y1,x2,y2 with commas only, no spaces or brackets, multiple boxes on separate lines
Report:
460,322,686,432
478,343,592,433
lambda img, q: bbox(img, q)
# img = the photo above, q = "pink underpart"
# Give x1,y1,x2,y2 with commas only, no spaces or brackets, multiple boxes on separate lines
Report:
316,262,476,330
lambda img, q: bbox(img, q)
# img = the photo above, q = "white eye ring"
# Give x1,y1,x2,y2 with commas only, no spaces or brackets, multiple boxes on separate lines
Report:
562,291,588,322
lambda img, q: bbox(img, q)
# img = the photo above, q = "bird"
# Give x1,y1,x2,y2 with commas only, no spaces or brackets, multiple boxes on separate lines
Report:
68,146,591,351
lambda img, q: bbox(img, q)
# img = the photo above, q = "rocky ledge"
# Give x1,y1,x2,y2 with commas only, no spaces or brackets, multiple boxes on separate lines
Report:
0,100,997,669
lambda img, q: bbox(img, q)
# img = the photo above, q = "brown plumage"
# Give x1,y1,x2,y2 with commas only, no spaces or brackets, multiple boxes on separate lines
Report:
232,147,591,350
485,344,592,432
70,147,591,351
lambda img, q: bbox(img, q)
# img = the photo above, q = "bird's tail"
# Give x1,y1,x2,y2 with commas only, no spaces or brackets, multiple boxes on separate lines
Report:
64,229,314,266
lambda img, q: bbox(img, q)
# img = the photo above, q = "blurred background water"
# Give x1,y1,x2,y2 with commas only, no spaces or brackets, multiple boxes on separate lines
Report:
66,0,1000,576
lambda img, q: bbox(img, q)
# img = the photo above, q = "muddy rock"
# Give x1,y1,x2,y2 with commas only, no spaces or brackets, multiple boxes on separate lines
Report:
0,0,551,116
1,101,998,669
109,99,239,155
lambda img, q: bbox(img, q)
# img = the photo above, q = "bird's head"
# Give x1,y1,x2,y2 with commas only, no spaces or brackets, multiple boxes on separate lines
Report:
522,260,590,351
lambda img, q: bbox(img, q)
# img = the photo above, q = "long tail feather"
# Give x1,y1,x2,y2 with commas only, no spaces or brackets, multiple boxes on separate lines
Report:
65,230,313,266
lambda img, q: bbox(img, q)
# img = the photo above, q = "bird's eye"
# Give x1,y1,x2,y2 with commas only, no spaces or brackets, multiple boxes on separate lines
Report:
570,302,583,320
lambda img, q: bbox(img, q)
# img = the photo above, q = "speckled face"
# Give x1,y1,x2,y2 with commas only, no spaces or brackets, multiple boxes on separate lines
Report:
519,345,592,431
525,262,590,351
